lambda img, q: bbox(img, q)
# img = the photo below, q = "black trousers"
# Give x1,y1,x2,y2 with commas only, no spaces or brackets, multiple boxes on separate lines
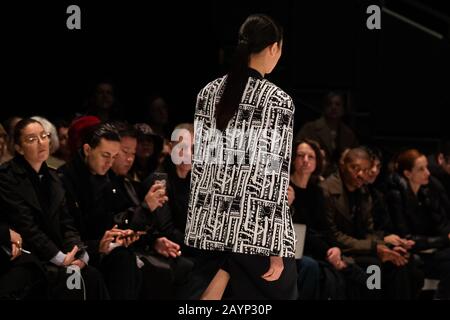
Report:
138,253,194,299
99,246,142,300
418,247,450,299
45,264,109,300
353,255,424,300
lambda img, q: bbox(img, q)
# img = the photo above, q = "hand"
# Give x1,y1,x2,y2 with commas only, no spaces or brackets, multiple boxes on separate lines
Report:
384,234,414,250
145,182,169,211
384,234,403,246
154,237,181,258
10,242,21,261
393,245,410,259
287,185,295,206
63,245,79,266
262,256,284,281
402,239,415,250
326,247,347,270
99,226,125,254
10,229,22,246
9,229,22,261
71,259,86,270
377,244,408,267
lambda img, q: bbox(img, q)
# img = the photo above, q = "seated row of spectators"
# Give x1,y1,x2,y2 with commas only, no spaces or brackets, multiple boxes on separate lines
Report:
1,110,449,299
0,119,197,299
290,139,450,299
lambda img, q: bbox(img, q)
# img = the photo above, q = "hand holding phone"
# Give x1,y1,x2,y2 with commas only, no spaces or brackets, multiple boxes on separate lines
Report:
145,174,169,211
153,172,168,188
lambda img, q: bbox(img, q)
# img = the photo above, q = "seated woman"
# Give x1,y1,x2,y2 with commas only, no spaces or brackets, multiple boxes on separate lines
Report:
0,118,108,300
387,149,450,299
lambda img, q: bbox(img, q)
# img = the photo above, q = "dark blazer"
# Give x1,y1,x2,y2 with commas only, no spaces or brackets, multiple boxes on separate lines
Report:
320,171,380,255
0,157,84,262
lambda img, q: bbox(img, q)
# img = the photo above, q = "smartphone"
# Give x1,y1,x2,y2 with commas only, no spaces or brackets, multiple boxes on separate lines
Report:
118,230,147,240
153,172,168,187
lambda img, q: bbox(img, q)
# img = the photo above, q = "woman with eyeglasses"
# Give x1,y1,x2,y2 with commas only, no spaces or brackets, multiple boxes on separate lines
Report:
0,118,108,299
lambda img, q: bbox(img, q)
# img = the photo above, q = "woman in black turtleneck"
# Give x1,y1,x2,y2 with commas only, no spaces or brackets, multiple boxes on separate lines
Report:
0,118,108,299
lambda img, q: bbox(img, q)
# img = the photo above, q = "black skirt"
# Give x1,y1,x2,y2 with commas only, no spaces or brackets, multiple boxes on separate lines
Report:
186,247,298,300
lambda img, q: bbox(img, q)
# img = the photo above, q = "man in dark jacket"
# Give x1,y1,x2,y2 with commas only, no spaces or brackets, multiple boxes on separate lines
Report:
321,147,424,299
58,123,142,299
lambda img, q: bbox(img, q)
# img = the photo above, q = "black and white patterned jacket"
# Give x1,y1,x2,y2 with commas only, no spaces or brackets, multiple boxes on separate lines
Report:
185,69,296,257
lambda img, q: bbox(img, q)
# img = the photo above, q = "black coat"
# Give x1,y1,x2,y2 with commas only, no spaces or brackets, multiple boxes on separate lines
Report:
290,181,337,260
0,157,84,262
386,174,450,251
58,152,118,263
108,171,155,234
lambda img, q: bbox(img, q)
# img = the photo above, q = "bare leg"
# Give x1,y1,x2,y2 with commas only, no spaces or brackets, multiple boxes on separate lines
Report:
200,268,230,300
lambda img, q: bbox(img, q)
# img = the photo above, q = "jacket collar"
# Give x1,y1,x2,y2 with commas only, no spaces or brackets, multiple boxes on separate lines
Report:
324,171,355,222
10,156,64,215
248,68,264,80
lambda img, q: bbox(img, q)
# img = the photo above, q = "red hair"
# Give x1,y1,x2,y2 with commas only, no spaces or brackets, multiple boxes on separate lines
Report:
396,149,423,176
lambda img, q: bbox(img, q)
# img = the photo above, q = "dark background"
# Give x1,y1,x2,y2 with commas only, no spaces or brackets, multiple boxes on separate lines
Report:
2,0,449,153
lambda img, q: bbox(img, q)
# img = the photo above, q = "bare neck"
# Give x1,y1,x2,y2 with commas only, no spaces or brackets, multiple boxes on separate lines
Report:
248,57,265,78
29,161,43,173
291,172,311,189
409,181,421,195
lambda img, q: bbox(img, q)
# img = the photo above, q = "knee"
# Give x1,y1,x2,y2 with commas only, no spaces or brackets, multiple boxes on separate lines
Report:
297,256,320,274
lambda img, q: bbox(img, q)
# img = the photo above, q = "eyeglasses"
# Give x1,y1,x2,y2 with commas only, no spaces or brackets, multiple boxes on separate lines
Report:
348,164,369,175
23,132,51,144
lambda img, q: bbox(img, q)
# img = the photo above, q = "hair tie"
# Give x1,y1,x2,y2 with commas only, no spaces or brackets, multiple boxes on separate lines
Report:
238,35,249,46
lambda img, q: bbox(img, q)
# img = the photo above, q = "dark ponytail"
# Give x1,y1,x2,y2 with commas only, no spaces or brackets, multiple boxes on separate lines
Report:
215,14,283,131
